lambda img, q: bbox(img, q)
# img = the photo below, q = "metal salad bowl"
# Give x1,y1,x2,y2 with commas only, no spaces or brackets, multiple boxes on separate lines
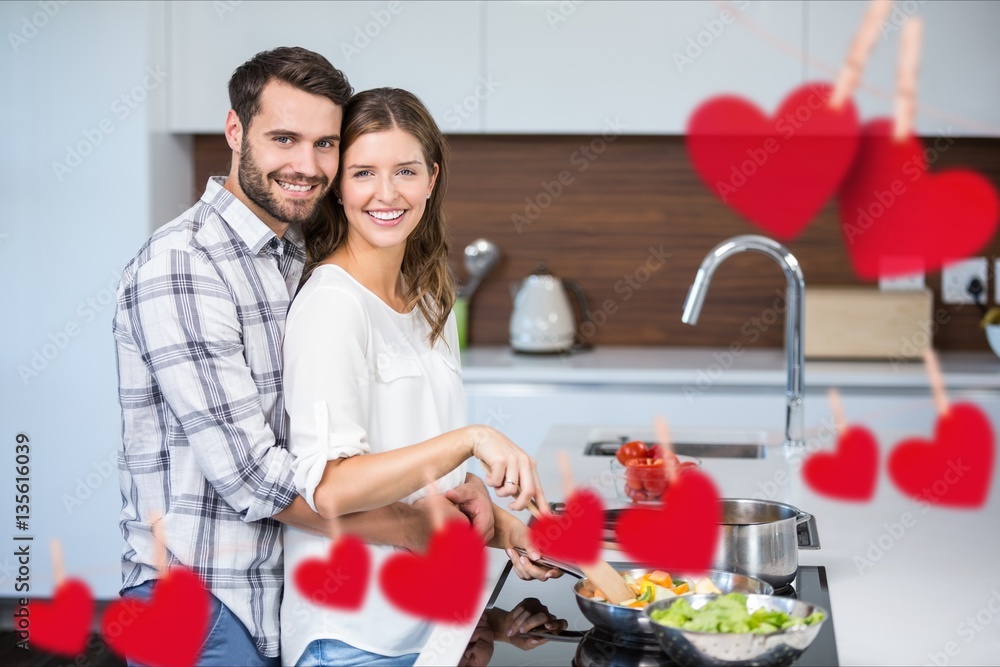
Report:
573,569,774,639
643,594,828,666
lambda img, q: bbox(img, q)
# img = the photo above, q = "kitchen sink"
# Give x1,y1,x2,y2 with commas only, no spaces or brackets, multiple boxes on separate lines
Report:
583,427,768,459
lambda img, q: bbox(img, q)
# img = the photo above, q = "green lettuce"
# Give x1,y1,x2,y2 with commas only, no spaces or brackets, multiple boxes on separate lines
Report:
649,593,825,635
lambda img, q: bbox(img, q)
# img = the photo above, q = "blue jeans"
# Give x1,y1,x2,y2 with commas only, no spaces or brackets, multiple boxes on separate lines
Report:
295,639,419,667
121,579,278,667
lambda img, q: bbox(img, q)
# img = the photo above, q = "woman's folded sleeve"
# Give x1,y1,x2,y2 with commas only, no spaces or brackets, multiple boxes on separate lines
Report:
282,284,372,513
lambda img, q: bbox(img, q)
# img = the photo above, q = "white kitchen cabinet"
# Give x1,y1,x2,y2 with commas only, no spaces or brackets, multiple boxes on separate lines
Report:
483,0,804,133
805,0,1000,137
167,1,482,133
165,1,999,136
466,380,1000,460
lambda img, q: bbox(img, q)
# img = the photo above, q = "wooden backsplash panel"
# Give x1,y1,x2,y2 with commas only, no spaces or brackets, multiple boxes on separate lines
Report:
194,134,1000,351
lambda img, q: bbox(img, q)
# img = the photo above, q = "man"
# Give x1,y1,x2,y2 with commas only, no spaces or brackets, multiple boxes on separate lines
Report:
112,47,496,666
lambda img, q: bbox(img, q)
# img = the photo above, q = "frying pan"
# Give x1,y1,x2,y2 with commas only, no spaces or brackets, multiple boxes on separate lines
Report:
513,551,773,639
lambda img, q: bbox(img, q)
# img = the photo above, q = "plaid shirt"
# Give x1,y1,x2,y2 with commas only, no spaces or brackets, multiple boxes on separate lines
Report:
113,177,304,657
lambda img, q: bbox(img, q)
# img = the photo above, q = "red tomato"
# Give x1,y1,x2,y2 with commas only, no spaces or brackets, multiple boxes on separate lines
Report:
625,471,645,491
616,440,648,465
625,485,648,502
624,461,645,490
677,461,699,474
624,457,660,469
661,452,680,469
647,444,664,460
644,476,668,496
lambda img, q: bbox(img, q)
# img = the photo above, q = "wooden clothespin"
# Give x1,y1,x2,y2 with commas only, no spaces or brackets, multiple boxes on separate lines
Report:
830,0,893,109
922,347,949,416
893,17,923,141
50,539,65,587
654,415,678,483
828,388,847,436
150,513,169,576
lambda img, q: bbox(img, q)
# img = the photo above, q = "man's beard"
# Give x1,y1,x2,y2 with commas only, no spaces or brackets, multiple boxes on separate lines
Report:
237,141,330,225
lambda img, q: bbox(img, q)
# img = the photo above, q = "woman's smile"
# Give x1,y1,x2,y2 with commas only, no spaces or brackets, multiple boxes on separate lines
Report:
366,208,406,225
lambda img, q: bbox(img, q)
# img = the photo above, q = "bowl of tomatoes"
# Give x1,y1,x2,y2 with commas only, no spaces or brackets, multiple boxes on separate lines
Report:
611,441,700,503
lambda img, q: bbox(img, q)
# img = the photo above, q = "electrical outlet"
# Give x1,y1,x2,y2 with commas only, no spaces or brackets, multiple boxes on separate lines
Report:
941,258,988,304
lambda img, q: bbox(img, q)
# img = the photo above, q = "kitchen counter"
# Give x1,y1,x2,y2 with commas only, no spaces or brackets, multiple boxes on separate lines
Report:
461,346,1000,390
417,422,1000,666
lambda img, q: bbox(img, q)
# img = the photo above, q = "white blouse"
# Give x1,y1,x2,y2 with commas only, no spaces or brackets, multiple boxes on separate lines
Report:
280,264,467,665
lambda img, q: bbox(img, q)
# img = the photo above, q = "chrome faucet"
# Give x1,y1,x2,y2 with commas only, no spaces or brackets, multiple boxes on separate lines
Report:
681,235,805,448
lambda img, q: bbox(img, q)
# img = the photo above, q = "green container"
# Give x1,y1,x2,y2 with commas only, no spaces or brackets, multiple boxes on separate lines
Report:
454,296,469,350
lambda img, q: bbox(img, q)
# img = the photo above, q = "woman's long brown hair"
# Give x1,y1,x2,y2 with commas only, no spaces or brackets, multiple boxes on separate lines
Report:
301,88,455,345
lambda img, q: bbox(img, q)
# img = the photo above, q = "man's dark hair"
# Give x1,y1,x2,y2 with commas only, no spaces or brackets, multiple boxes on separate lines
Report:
228,46,353,131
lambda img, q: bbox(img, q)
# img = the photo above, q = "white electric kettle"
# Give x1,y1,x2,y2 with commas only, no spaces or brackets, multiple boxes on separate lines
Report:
509,264,592,353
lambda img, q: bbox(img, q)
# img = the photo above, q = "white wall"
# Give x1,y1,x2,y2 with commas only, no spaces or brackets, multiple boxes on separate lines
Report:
1,0,189,599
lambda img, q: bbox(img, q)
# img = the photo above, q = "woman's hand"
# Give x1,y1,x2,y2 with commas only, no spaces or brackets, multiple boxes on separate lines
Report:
488,599,568,650
466,425,546,511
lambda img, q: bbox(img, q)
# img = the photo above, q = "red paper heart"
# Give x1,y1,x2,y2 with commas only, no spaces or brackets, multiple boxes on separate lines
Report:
802,426,879,501
101,567,210,667
26,579,94,656
293,535,370,610
888,403,995,508
838,119,1000,279
379,520,485,624
528,489,604,565
687,82,859,240
614,469,721,572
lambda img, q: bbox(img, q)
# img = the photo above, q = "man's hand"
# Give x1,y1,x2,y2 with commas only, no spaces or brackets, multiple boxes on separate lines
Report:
445,473,496,544
410,492,470,551
492,507,562,582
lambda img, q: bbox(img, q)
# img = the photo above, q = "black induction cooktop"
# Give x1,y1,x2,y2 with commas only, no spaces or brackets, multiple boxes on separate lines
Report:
472,562,838,666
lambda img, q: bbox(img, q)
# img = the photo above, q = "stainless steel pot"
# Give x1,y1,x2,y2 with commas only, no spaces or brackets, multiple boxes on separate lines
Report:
712,499,812,590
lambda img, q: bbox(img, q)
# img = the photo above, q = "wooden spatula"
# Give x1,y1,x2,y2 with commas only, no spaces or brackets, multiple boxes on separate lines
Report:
526,500,636,605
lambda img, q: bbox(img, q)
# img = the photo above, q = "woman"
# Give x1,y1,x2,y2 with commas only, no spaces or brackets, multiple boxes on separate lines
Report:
281,88,558,667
